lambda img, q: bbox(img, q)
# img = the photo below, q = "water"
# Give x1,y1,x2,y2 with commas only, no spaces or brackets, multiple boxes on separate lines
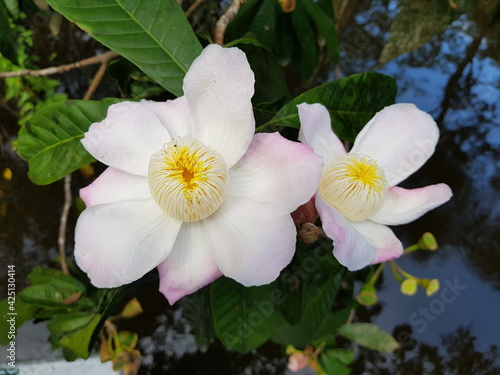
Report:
1,0,500,373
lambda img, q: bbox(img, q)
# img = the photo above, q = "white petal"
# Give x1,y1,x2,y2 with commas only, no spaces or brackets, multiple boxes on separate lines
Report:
205,195,296,286
80,167,151,207
158,222,222,305
316,196,376,270
139,97,194,138
298,103,346,164
350,103,439,186
183,44,255,168
82,101,171,176
370,184,453,225
228,132,323,212
75,199,182,288
351,221,403,264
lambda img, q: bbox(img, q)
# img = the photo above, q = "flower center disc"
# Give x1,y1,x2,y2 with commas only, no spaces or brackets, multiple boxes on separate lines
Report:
319,153,388,222
148,136,229,222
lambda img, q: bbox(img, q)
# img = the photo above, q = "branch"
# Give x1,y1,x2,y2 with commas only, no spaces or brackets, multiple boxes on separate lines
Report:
185,0,205,17
0,50,120,78
214,0,242,46
58,175,72,275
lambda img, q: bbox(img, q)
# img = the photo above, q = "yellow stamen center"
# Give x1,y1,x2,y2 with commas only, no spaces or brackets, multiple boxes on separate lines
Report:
319,153,388,222
148,136,229,222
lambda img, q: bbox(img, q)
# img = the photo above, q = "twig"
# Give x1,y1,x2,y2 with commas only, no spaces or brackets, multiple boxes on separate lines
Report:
0,50,120,78
214,0,242,46
185,0,205,17
83,59,109,100
58,174,72,275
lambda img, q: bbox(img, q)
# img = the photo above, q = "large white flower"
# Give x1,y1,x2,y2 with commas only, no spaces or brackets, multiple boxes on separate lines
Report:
75,45,323,304
298,103,452,270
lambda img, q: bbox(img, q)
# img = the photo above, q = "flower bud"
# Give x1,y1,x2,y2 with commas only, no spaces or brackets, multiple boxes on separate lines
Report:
298,223,320,244
356,284,378,306
419,278,440,296
418,232,438,251
401,278,418,296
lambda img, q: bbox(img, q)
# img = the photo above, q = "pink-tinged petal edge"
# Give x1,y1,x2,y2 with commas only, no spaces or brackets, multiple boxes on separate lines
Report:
297,103,346,164
228,132,323,212
370,184,453,226
183,44,255,168
315,196,376,271
75,199,182,288
158,222,223,305
82,101,171,177
351,220,404,264
80,167,151,207
205,195,296,286
350,103,440,186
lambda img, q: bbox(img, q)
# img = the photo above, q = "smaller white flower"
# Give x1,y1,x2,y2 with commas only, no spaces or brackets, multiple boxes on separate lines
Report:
298,103,453,270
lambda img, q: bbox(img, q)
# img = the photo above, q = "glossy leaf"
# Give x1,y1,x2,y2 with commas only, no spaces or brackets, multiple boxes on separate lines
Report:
180,288,216,352
45,0,202,96
303,0,339,62
17,98,122,185
48,312,102,359
28,266,87,293
258,72,397,142
291,0,318,80
211,277,285,352
0,299,37,345
337,323,400,353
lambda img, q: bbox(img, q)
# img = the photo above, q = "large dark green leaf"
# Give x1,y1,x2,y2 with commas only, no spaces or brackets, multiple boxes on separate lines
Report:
48,312,102,359
17,98,122,185
291,0,318,80
45,0,202,96
211,277,285,352
337,323,400,353
0,3,16,64
0,299,37,345
303,0,339,62
257,72,397,142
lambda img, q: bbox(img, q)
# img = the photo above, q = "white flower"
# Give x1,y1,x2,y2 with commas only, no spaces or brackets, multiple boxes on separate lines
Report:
74,45,323,304
298,103,452,270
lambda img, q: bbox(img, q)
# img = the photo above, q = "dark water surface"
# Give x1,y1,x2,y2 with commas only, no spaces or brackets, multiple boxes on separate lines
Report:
1,0,499,374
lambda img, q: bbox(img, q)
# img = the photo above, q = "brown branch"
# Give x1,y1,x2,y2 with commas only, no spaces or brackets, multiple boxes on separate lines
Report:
214,0,242,46
0,50,120,78
58,174,72,275
185,0,205,17
83,59,110,100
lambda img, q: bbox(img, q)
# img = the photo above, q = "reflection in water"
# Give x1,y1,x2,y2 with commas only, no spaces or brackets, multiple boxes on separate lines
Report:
351,325,500,375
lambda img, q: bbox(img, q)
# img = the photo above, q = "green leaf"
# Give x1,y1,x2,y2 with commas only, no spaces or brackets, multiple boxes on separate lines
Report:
238,44,288,104
337,323,400,353
250,0,279,49
211,277,285,352
0,299,37,345
49,312,102,359
17,98,123,185
291,0,318,80
45,0,202,96
18,284,78,307
258,72,397,142
180,287,216,352
28,267,87,293
302,0,339,62
0,4,16,64
320,349,352,375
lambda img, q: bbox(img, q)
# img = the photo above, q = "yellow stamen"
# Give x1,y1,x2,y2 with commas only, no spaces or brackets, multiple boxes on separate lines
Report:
319,153,387,221
148,136,229,222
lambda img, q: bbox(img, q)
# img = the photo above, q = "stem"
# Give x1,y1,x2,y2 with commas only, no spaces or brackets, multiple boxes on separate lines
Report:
367,262,385,286
0,50,120,78
389,260,416,281
403,244,420,254
83,59,109,100
185,0,205,17
214,0,242,46
58,175,72,275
